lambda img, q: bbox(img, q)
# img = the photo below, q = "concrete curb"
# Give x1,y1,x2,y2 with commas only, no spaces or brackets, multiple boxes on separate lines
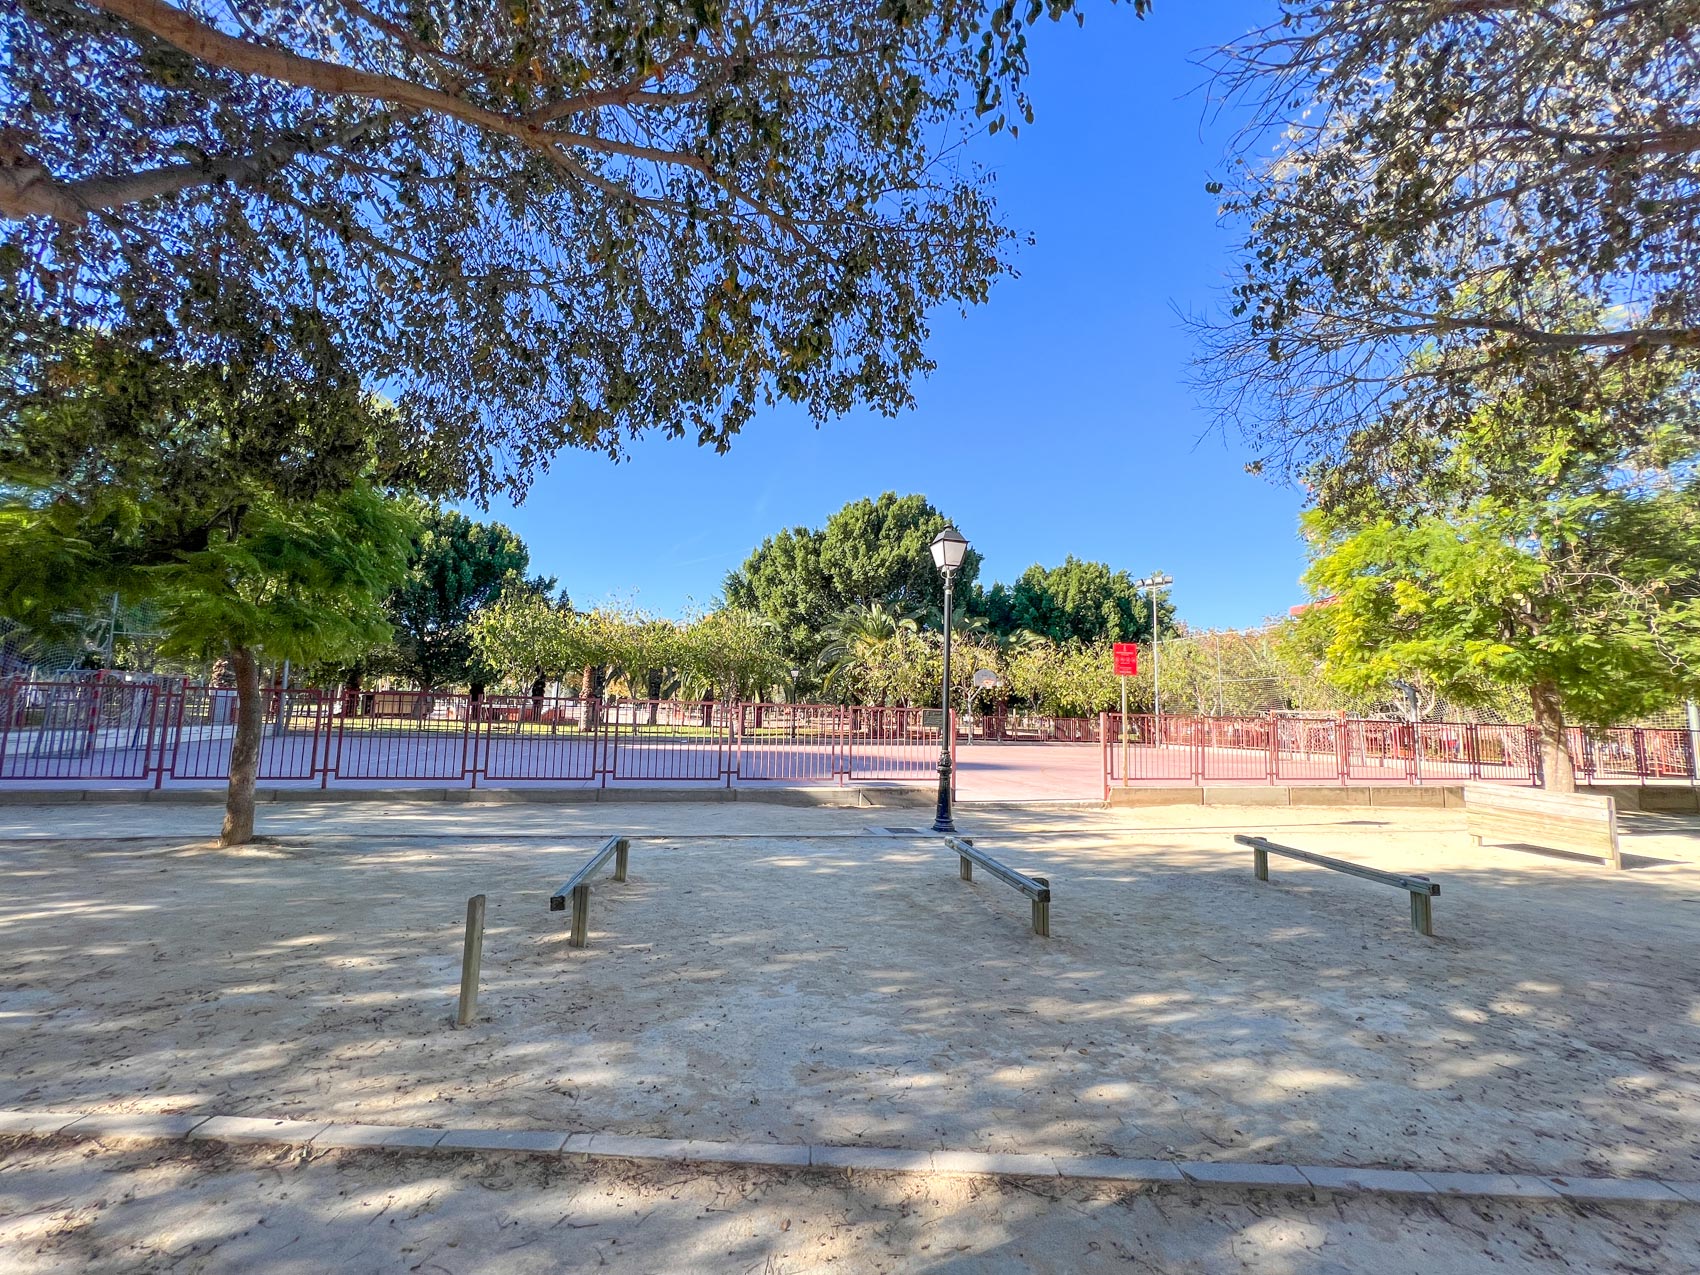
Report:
5,1110,1694,1206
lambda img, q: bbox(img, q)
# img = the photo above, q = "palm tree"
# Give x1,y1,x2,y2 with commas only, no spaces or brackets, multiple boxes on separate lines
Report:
817,602,922,701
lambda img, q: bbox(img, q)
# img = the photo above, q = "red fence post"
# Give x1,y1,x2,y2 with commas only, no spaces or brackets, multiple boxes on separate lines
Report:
1099,712,1110,798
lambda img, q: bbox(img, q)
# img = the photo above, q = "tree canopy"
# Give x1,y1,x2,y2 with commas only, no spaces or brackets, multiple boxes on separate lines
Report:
0,329,416,840
724,491,982,669
998,555,1164,645
379,504,538,691
1297,326,1700,790
3,0,1147,498
1201,0,1700,478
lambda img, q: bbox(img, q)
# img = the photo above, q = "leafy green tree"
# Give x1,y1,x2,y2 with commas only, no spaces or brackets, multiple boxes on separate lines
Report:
726,492,980,671
1006,556,1164,645
1299,336,1700,791
677,608,783,705
604,611,681,723
468,590,578,696
0,329,415,843
379,505,535,693
1002,640,1122,718
1202,1,1700,478
3,0,1147,498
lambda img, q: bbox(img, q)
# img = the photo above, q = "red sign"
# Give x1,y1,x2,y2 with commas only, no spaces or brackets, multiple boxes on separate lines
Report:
1112,643,1139,676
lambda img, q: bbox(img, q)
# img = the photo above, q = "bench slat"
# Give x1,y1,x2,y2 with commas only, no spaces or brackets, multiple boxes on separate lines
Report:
944,837,1050,901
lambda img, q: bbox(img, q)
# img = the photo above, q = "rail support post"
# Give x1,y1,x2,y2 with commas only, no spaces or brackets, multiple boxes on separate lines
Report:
959,855,973,882
1254,846,1269,881
614,840,629,882
1409,890,1434,937
570,882,591,947
456,894,486,1028
1031,877,1051,937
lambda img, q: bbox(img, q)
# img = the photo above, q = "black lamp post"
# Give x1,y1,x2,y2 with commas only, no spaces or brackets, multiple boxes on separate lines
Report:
930,525,969,832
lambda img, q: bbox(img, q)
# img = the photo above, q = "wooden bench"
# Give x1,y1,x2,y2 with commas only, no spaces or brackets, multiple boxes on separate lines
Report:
548,836,631,947
1233,834,1441,937
1464,784,1621,870
944,836,1051,936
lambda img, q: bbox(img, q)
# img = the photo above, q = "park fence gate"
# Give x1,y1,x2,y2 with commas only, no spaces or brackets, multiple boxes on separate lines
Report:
0,679,954,790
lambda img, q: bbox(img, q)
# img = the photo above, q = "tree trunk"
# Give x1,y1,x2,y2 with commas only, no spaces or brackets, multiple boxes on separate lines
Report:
646,669,662,725
221,644,262,846
579,664,597,729
1530,680,1577,793
342,667,362,718
530,672,547,723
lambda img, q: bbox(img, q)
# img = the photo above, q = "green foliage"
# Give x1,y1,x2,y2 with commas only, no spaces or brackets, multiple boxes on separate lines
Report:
1003,555,1165,645
1003,640,1120,717
1304,495,1700,730
0,326,417,665
725,492,981,675
1297,322,1700,782
676,608,784,701
468,592,597,687
0,323,420,841
144,486,414,666
3,1,1147,498
1203,2,1700,477
379,504,537,690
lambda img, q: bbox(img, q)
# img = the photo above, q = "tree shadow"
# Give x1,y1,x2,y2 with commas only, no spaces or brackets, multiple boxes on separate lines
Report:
0,816,1696,1193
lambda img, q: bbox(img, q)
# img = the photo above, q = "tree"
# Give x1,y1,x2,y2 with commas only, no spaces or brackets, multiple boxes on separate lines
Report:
1297,336,1700,791
1004,639,1120,718
817,602,922,702
467,589,577,697
1004,556,1163,645
0,329,415,842
380,504,534,693
725,491,981,672
677,607,783,704
1201,1,1700,478
3,0,1148,498
604,610,681,723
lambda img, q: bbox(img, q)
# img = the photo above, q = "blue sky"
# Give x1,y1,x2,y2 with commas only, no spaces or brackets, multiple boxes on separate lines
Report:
473,1,1302,631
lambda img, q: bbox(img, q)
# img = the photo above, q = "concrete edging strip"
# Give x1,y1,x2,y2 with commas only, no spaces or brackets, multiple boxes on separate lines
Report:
4,1109,1694,1206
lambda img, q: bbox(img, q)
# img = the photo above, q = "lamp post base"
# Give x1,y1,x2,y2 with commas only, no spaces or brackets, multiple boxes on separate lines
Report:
931,758,954,833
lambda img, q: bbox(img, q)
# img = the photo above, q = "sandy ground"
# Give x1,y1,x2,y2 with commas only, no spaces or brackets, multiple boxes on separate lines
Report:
3,1136,1696,1275
2,802,1697,1186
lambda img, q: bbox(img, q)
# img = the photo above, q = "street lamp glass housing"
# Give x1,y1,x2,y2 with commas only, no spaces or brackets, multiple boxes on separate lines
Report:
930,526,969,574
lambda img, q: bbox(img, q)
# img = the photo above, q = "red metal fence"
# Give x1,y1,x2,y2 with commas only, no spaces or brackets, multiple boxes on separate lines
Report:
2,678,1690,794
0,680,953,790
1099,712,1698,791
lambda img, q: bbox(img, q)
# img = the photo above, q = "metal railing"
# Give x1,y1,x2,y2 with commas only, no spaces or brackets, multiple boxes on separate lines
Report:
1101,713,1698,791
0,680,954,790
4,677,1689,794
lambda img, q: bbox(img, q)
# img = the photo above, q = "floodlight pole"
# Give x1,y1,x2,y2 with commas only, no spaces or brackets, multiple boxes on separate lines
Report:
933,565,957,833
1135,572,1174,743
